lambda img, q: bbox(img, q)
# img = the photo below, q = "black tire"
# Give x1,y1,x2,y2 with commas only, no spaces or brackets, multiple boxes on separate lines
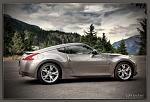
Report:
114,62,133,81
37,63,61,84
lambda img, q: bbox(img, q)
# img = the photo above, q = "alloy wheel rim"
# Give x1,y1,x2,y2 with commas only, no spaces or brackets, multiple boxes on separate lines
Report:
117,64,132,80
41,64,59,83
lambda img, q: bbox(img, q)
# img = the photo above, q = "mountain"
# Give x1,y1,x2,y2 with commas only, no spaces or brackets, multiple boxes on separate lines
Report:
4,14,42,33
4,14,81,56
4,14,80,45
112,35,140,55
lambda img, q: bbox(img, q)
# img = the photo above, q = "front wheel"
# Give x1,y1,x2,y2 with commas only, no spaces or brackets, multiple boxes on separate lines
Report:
114,62,133,81
37,63,61,84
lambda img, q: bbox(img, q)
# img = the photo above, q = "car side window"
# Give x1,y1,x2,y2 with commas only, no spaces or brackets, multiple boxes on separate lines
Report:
66,45,93,54
57,47,66,53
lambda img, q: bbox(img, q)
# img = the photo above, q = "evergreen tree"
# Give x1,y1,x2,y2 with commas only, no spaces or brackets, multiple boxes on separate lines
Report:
83,24,97,47
117,39,128,55
137,18,146,55
133,3,147,55
94,37,103,52
85,24,97,36
10,32,24,55
23,31,34,51
81,25,114,53
101,33,107,52
99,33,114,53
105,40,114,53
4,16,15,56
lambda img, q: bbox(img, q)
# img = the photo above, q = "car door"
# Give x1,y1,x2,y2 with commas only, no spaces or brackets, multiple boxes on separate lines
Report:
66,44,110,76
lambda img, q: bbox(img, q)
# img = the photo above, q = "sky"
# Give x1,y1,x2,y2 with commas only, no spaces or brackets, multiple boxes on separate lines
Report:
4,3,146,44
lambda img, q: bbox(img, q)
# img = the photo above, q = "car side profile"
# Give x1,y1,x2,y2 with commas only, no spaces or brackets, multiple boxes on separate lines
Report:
19,43,137,84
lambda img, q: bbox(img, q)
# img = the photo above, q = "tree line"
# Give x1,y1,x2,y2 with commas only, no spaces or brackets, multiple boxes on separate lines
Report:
80,24,128,54
5,22,129,56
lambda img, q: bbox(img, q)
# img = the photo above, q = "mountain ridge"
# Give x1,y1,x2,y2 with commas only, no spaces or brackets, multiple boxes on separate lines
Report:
112,35,140,55
4,14,81,55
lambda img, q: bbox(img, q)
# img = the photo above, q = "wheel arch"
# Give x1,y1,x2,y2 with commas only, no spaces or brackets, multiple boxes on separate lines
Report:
113,59,136,77
34,59,63,78
115,60,135,70
110,59,136,77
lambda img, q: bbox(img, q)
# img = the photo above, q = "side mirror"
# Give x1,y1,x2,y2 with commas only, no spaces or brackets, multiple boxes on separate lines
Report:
92,49,98,55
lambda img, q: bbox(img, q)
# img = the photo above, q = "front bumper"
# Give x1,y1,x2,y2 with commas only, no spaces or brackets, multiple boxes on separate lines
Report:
133,71,138,76
133,62,138,76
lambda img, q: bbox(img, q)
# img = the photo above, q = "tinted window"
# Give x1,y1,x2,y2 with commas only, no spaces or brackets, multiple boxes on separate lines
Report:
66,45,93,54
57,47,66,53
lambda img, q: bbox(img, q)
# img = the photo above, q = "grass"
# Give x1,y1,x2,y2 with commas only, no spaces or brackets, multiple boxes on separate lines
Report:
3,55,22,61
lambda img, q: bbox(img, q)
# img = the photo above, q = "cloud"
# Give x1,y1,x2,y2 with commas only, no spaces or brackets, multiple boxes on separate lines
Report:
109,24,140,36
21,4,41,14
3,3,146,43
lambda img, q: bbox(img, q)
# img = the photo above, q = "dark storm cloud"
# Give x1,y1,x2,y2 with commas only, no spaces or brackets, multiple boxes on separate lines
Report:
62,11,102,25
64,11,101,18
30,4,103,27
4,3,146,43
21,4,41,14
104,8,128,17
103,4,143,17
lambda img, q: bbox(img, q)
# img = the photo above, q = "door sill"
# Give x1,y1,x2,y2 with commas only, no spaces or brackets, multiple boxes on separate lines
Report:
71,74,111,78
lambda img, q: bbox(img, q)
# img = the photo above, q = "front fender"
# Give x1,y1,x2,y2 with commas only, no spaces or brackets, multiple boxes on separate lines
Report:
109,57,137,77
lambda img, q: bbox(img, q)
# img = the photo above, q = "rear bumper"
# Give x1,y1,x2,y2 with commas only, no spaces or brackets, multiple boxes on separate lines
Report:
19,71,34,77
18,60,38,78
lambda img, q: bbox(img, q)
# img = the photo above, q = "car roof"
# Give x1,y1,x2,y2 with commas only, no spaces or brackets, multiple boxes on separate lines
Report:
59,43,85,46
48,43,85,48
32,43,86,53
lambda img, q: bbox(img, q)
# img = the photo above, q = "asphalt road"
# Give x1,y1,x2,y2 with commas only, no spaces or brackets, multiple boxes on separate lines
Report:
3,56,146,99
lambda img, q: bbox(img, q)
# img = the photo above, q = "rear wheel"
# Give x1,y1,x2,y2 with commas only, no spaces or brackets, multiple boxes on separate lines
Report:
37,63,61,84
114,62,133,81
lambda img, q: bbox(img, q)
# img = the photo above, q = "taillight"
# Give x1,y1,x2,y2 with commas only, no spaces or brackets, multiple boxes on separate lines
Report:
22,53,39,60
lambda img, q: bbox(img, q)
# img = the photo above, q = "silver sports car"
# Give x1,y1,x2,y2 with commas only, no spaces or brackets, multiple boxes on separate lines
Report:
19,43,137,84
